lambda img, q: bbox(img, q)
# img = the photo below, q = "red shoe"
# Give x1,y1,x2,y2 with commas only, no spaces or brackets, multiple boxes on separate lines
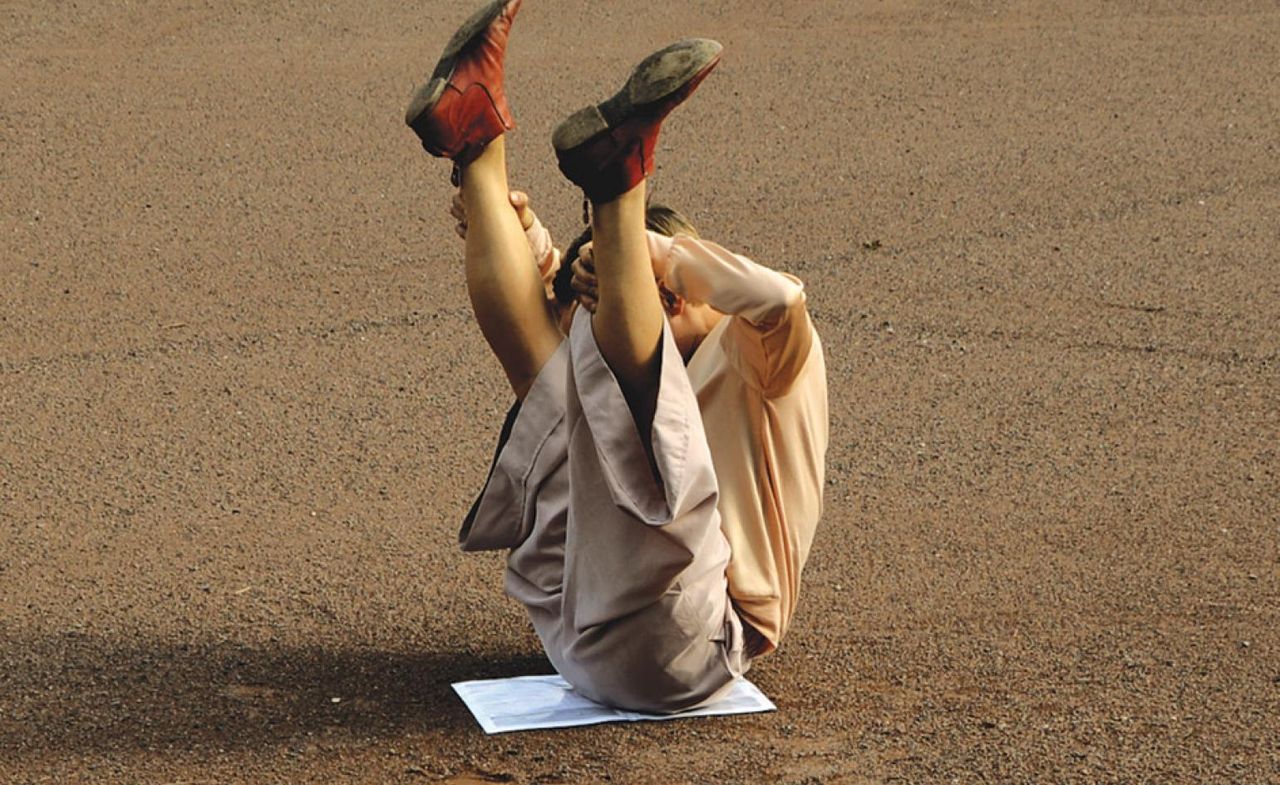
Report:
405,0,522,168
552,38,722,204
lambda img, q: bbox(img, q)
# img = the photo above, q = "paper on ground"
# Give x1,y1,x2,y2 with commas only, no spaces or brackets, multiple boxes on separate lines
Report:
452,674,775,734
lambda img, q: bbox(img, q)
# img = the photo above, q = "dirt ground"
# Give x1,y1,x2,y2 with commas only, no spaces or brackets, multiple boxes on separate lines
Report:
2,0,1277,782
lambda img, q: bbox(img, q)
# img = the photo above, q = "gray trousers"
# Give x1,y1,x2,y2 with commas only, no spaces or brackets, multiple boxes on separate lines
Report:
460,309,748,712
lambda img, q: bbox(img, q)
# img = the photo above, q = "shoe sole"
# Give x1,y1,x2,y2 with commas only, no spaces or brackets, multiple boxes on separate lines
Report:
551,38,723,152
405,0,512,127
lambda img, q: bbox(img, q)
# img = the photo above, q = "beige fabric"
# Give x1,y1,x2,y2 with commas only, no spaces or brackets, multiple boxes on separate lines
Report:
525,214,561,301
648,233,828,653
459,227,824,707
460,309,747,713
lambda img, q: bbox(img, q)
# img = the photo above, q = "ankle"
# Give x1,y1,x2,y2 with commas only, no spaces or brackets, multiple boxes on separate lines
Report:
590,181,646,223
589,185,648,275
458,136,508,188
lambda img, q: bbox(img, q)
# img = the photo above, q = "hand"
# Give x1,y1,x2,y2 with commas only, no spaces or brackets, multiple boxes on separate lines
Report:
508,190,536,231
571,242,598,313
449,190,539,239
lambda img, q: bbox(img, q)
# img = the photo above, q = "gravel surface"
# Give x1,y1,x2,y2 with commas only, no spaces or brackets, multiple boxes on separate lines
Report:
2,1,1277,782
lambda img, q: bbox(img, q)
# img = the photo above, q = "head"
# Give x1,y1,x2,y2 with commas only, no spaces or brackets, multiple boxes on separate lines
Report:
553,202,723,360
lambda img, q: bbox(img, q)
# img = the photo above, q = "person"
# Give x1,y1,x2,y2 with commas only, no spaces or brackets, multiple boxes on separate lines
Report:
404,0,827,712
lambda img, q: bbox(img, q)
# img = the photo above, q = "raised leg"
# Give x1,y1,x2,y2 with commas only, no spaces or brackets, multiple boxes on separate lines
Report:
587,181,665,442
552,38,723,443
459,137,563,398
402,0,553,396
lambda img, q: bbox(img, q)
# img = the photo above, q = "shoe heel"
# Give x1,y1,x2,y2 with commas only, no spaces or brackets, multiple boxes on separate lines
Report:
552,105,608,151
405,77,448,127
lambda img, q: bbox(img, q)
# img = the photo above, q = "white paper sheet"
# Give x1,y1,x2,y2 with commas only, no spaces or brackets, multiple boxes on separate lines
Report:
452,674,775,734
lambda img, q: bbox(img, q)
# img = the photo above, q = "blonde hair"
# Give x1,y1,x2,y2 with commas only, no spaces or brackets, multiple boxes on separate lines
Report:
644,203,699,239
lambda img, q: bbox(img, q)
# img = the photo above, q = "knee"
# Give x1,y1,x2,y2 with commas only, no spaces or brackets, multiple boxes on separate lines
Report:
565,633,734,714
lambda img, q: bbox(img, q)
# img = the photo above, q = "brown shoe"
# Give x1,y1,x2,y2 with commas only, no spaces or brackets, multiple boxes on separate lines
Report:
552,38,722,204
405,0,522,167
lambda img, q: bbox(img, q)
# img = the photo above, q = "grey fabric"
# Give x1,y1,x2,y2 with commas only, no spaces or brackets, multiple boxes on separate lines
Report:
461,308,748,713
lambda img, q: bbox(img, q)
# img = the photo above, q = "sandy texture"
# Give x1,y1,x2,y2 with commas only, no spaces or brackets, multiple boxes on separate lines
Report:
2,1,1277,782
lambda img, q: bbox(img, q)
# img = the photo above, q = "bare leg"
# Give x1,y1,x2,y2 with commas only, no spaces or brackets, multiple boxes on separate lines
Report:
588,180,664,449
551,39,723,438
460,135,563,398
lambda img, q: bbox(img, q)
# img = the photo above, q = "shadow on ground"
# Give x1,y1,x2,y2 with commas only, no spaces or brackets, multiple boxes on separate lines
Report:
0,633,551,756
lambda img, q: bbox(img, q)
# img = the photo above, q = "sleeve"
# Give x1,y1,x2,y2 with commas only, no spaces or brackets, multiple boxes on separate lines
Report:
525,214,562,301
646,232,815,397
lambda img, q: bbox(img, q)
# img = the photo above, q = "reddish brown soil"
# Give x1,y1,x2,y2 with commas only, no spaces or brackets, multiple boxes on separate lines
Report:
2,1,1277,783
